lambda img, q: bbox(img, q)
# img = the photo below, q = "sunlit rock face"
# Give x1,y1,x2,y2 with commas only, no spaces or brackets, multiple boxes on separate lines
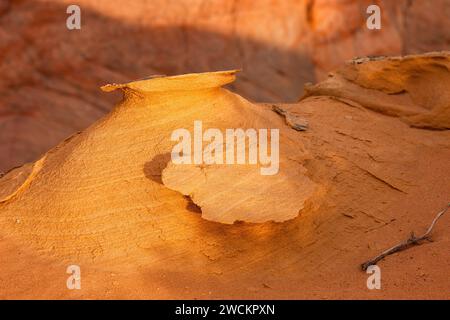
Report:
0,71,318,266
0,0,449,171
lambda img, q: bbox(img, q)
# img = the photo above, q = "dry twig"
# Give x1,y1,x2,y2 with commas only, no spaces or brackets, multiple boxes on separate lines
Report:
361,202,450,271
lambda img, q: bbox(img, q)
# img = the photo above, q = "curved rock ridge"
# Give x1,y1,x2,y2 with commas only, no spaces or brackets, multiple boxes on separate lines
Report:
303,52,450,129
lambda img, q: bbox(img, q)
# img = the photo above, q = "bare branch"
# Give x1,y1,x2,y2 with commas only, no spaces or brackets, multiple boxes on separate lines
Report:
361,202,450,271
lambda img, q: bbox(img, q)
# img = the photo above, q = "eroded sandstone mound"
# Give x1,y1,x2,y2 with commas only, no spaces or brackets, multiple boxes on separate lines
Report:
0,53,449,299
0,70,318,261
103,71,318,224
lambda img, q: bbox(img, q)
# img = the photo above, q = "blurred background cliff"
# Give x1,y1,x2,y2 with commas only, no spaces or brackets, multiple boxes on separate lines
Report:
0,0,449,172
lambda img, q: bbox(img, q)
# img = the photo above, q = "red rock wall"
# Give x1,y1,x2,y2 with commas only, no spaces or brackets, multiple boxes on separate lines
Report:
0,0,449,172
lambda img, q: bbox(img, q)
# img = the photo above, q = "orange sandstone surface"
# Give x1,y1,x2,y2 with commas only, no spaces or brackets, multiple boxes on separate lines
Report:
0,53,449,299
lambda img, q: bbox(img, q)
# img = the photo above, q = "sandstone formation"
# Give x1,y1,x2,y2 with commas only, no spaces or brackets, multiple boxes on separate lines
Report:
0,53,449,299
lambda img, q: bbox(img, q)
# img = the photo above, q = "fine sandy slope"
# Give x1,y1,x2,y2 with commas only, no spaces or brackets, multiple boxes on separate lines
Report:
0,53,449,299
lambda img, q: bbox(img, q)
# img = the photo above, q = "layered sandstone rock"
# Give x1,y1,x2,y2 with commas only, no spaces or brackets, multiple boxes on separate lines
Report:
0,53,449,299
304,52,450,129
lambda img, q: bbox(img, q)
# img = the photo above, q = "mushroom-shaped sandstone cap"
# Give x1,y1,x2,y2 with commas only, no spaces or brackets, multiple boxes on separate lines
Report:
101,70,239,93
